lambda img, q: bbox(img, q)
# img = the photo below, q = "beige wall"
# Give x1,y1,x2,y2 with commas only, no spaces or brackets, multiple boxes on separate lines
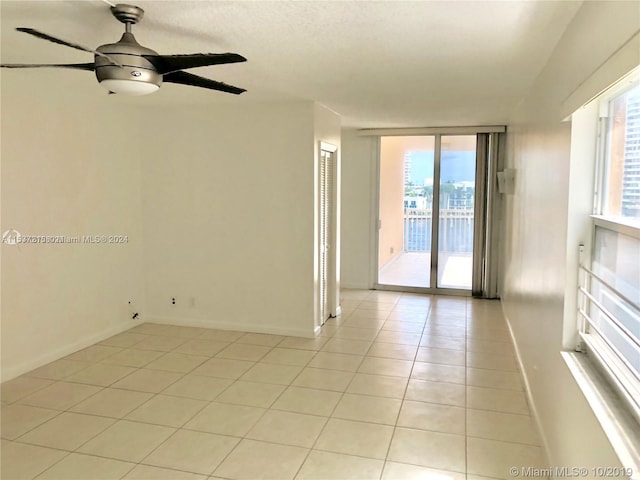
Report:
1,69,337,377
1,75,146,380
378,138,406,269
140,102,320,337
340,130,376,289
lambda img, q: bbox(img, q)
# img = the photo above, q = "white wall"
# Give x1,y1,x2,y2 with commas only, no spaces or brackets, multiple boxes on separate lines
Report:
502,0,639,469
562,100,599,348
340,130,377,288
140,102,320,337
1,73,146,380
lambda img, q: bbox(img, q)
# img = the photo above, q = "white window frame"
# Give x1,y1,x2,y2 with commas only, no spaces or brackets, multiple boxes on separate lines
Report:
565,66,640,476
577,218,640,420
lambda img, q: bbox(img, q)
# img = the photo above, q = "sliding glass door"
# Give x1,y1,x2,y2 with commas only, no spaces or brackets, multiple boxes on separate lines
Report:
377,134,479,293
378,136,435,288
437,135,477,289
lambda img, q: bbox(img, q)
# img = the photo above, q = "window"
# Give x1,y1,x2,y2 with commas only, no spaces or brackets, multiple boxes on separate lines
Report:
577,220,640,420
577,68,640,423
599,80,640,222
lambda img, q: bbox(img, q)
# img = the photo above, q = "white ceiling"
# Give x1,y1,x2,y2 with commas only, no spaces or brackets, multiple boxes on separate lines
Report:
0,0,582,128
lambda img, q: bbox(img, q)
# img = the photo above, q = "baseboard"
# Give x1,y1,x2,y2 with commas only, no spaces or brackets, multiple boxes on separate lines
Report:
145,315,316,339
500,300,553,471
2,318,144,382
2,313,317,382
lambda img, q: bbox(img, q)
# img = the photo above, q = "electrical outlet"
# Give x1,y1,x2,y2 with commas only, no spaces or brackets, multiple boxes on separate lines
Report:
128,301,139,320
171,297,176,305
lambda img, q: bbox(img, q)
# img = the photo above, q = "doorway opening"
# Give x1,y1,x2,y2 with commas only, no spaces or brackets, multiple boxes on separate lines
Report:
377,133,498,295
377,135,476,290
318,142,339,328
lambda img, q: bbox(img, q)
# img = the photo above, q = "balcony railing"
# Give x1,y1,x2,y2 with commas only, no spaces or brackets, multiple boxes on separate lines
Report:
404,208,474,253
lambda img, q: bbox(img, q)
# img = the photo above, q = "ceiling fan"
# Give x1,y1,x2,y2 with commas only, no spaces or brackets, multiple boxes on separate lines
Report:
0,3,247,96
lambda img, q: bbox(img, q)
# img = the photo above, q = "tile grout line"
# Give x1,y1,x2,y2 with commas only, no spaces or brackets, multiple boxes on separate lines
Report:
380,293,432,479
4,292,531,480
289,302,351,480
465,297,470,480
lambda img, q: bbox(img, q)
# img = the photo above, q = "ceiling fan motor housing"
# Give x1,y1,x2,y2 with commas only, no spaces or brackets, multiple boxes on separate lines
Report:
94,32,162,90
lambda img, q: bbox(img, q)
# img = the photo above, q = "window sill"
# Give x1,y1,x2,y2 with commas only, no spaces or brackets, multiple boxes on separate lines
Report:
591,215,640,239
562,351,640,479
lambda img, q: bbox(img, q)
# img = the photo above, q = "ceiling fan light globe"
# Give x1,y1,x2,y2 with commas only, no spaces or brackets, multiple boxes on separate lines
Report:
99,78,159,96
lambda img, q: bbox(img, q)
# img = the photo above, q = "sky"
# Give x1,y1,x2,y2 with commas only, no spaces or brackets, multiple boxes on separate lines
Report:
408,151,476,185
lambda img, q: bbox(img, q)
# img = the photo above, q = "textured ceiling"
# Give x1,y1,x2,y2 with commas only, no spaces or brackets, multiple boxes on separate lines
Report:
0,0,582,127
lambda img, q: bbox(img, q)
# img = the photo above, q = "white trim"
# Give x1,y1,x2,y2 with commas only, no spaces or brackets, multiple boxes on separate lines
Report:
358,125,506,136
592,215,640,240
561,30,640,119
597,68,640,114
320,141,338,153
145,315,316,339
374,284,473,297
593,117,608,215
578,331,640,423
370,136,381,288
562,352,640,478
1,319,144,382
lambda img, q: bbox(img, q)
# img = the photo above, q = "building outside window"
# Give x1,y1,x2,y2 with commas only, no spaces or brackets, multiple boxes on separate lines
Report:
602,83,640,220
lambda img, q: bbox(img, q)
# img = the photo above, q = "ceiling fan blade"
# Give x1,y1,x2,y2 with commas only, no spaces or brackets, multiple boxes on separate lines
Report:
145,53,247,75
0,62,95,71
15,28,122,67
163,70,246,95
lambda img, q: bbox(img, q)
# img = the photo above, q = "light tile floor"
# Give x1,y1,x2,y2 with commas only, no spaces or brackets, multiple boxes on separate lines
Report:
1,289,546,480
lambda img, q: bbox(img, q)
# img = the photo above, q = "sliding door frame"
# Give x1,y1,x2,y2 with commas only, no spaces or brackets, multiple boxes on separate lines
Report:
364,126,505,297
429,134,443,290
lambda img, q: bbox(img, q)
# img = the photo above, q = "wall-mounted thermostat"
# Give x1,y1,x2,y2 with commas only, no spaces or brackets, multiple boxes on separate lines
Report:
497,169,516,195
